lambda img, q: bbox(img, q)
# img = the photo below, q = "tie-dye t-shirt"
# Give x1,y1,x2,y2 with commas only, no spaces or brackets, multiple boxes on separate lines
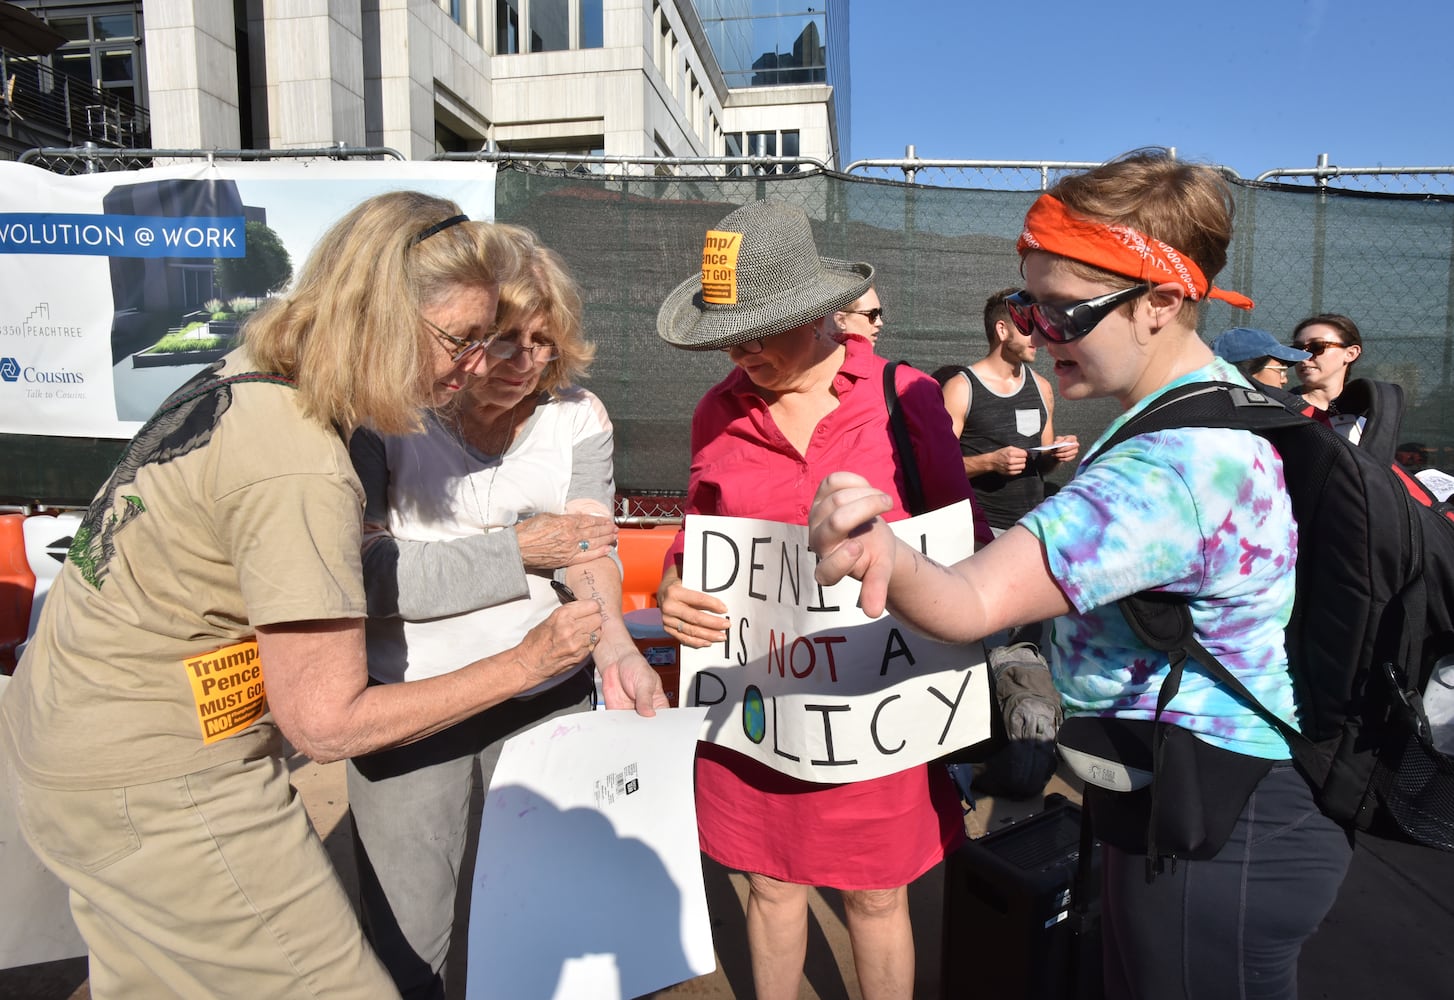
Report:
1019,360,1299,760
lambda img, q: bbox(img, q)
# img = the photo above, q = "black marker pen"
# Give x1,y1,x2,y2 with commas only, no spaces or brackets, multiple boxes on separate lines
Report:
551,580,578,604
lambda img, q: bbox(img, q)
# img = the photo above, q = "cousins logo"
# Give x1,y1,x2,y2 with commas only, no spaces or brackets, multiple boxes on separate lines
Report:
0,356,85,385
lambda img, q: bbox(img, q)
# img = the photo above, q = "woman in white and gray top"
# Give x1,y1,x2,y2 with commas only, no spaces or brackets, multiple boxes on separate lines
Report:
346,225,667,1000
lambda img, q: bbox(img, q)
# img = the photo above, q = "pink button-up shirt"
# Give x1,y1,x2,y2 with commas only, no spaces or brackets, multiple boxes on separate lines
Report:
667,335,989,571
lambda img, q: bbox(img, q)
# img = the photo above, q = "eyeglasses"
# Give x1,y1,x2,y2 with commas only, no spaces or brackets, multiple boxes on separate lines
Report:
846,307,885,324
485,339,559,365
1260,363,1290,378
1004,285,1150,344
723,338,765,355
1291,339,1345,357
423,316,494,363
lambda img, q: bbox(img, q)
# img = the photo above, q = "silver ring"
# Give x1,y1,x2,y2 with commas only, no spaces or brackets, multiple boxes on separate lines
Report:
578,540,590,552
589,631,599,645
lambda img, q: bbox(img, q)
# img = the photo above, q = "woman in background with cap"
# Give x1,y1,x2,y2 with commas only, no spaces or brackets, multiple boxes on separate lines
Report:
654,199,989,1000
810,151,1352,1000
1209,326,1310,389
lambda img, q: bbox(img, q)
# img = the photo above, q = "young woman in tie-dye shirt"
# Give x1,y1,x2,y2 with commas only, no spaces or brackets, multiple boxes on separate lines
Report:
809,150,1352,1000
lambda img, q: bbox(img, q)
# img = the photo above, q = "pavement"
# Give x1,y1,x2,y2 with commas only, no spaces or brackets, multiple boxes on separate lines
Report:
3,756,1452,999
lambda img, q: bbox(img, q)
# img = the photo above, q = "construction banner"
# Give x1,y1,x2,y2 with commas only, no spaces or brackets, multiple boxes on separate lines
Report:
0,159,496,439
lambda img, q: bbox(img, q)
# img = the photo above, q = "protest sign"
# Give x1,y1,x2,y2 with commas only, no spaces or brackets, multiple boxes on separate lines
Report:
681,500,991,782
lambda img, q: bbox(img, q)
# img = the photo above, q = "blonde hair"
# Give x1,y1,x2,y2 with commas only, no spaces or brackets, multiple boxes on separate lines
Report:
1048,148,1235,326
243,191,522,435
490,224,594,396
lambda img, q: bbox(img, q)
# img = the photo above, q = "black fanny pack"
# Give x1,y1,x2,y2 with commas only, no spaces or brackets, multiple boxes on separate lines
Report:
1058,716,1273,869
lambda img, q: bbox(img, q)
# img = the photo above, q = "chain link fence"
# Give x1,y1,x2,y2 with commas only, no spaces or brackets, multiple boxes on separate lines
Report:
10,147,1454,513
18,143,404,174
487,157,1454,499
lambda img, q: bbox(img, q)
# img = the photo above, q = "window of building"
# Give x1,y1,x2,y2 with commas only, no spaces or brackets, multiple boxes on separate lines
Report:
495,0,603,53
581,0,603,48
529,0,566,51
724,129,801,173
497,0,521,53
45,9,142,107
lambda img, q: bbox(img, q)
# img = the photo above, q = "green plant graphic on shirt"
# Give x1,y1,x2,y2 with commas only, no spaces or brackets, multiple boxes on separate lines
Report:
68,495,146,589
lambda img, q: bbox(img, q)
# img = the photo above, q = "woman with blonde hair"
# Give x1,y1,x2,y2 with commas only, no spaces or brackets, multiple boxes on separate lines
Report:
347,223,667,999
0,191,628,998
811,151,1352,999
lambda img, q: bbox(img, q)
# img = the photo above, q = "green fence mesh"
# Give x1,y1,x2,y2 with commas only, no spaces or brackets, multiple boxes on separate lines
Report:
5,159,1453,507
495,165,1454,500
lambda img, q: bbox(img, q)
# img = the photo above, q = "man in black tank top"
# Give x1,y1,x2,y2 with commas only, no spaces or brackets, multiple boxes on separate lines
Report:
936,290,1079,801
938,288,1078,534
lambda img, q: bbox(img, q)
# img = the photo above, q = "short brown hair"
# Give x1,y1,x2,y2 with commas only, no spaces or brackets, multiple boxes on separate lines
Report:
243,191,521,435
1293,313,1363,369
491,225,595,396
983,287,1017,346
1046,148,1235,325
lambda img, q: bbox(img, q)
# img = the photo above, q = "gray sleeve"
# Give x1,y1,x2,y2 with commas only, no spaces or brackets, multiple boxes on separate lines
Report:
349,428,530,621
566,426,616,508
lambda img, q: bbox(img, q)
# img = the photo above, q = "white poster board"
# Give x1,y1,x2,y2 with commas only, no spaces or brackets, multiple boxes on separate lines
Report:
0,672,88,970
468,708,714,1000
680,500,991,783
0,160,496,438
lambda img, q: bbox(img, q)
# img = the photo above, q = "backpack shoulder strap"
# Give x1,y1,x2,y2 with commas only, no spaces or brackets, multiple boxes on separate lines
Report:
1335,378,1406,465
1086,381,1308,467
930,363,972,387
1103,381,1323,763
1119,593,1312,754
882,360,926,516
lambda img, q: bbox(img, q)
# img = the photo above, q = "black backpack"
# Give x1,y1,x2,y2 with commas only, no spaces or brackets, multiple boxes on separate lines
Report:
1086,380,1454,850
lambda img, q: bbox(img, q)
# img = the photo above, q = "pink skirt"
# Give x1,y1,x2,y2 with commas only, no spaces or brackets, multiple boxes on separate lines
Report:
695,741,965,890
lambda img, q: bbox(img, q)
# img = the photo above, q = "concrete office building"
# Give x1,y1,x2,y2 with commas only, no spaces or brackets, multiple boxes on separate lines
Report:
5,0,847,167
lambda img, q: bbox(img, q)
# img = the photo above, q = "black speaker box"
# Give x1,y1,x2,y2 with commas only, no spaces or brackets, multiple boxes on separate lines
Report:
941,796,1102,1000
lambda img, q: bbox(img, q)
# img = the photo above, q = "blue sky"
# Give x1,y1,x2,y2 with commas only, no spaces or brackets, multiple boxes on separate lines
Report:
848,1,1454,180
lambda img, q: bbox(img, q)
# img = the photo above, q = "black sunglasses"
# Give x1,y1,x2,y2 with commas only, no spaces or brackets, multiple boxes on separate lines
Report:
1291,339,1345,357
1005,285,1150,344
846,307,884,324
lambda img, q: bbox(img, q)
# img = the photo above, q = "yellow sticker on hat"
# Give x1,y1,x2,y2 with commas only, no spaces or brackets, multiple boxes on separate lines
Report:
701,230,743,305
184,639,267,744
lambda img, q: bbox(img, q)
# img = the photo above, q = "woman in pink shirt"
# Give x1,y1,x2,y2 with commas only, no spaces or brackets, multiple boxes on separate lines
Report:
653,199,988,1000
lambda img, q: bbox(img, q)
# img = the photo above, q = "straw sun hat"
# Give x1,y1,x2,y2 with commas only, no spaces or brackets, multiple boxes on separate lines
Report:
656,199,874,351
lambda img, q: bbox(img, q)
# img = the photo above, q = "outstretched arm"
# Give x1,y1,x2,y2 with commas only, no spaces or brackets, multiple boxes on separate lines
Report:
564,556,668,716
808,471,1071,641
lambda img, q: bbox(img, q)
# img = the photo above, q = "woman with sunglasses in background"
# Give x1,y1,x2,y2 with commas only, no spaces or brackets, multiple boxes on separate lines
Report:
347,224,667,1000
833,284,885,347
809,150,1352,1000
1289,313,1366,439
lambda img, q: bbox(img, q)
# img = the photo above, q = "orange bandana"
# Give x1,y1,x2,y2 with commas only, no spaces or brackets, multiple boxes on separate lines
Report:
1017,195,1254,311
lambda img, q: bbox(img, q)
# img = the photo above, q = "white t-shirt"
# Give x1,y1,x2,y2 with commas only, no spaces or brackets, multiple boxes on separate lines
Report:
358,388,615,690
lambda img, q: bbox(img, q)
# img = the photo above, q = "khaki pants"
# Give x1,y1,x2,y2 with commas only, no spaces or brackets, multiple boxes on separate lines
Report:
10,751,397,999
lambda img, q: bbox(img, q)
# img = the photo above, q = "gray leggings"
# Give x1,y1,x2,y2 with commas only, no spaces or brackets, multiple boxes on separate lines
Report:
1100,764,1353,1000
